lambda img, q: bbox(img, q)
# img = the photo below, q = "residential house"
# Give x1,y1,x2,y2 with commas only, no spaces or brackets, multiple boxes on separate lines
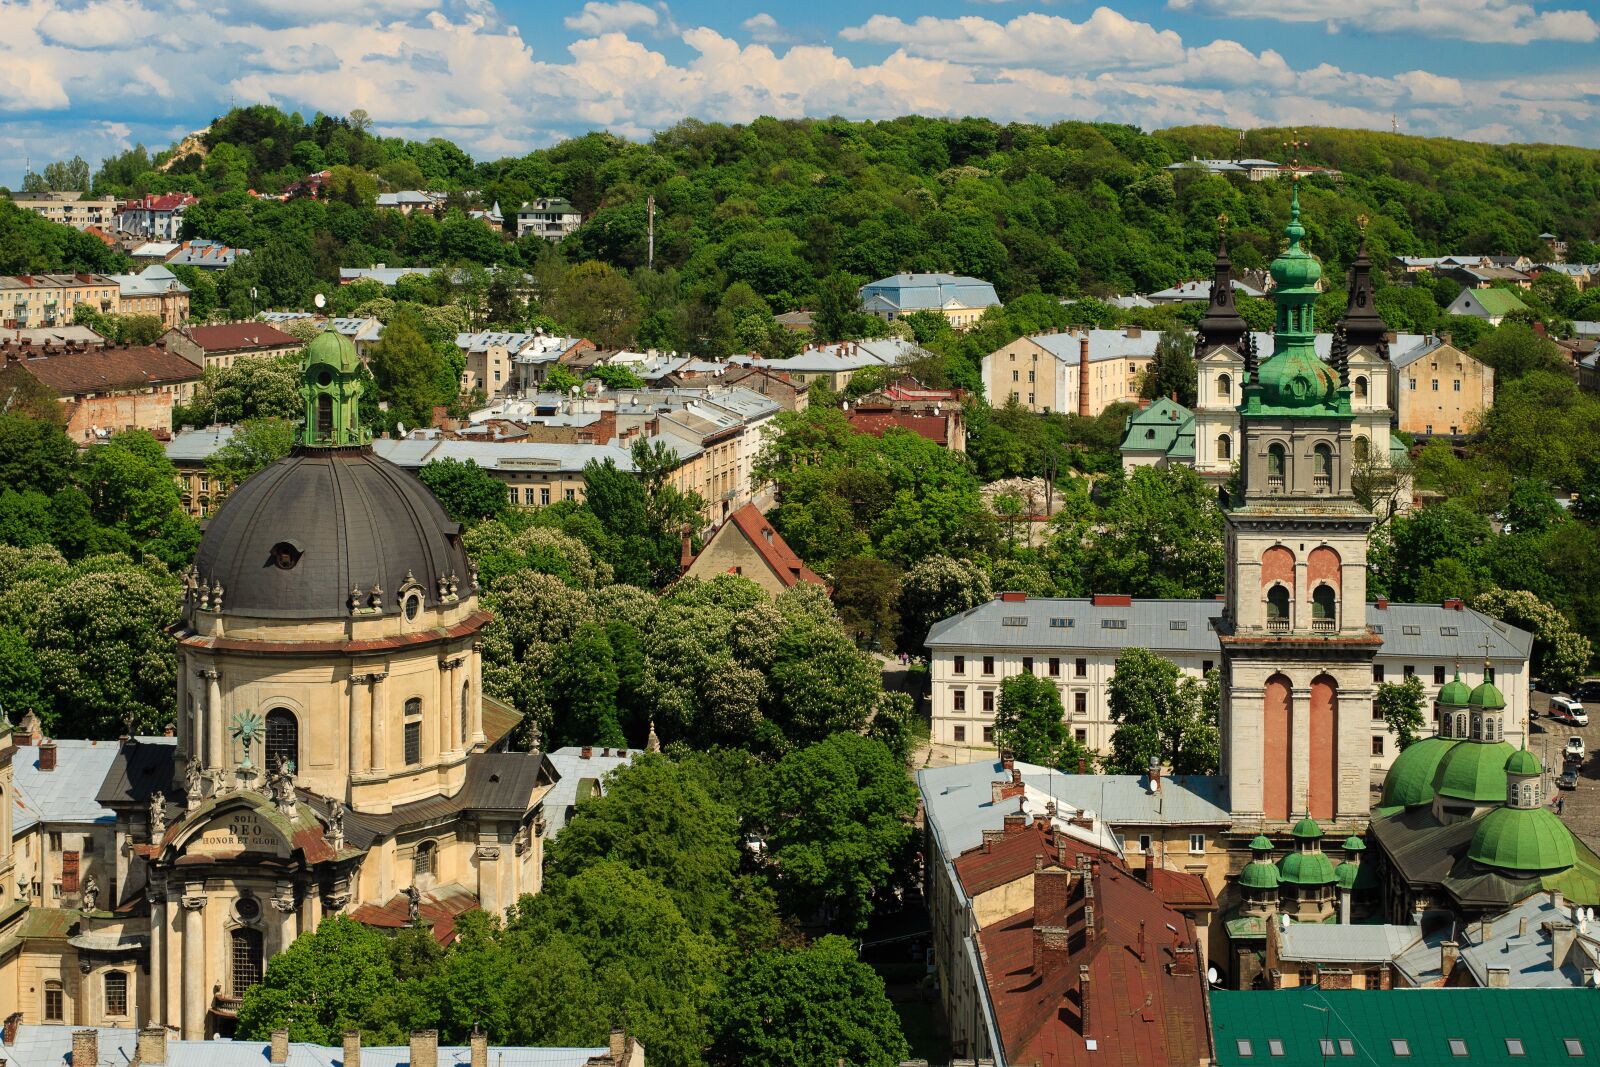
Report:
9,326,104,347
129,242,180,265
1393,255,1492,274
0,274,120,328
982,327,1160,416
1390,892,1600,988
371,435,645,511
162,322,302,370
716,364,809,411
746,338,929,392
164,425,238,517
844,377,967,450
113,193,196,239
1540,263,1594,290
6,192,119,231
1118,396,1194,472
1390,336,1495,437
923,592,1532,773
1445,288,1528,325
858,273,999,329
515,198,582,241
1165,157,1284,180
1146,278,1265,305
919,755,1214,1065
0,338,202,442
680,503,825,594
338,265,435,287
1447,264,1533,290
773,309,813,332
452,332,592,395
543,746,643,840
374,191,446,214
1211,988,1600,1066
162,240,246,271
1576,321,1600,340
107,266,190,328
258,314,384,359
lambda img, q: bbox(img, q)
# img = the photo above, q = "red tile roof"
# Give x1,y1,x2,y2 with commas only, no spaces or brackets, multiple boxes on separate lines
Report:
953,815,1109,897
2,341,201,395
846,409,951,446
1147,865,1217,913
719,503,826,589
351,883,479,945
978,861,1213,1067
181,323,300,353
126,193,197,212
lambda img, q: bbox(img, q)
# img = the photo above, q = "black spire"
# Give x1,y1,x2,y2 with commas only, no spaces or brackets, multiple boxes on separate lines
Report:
1337,220,1390,360
1196,214,1249,354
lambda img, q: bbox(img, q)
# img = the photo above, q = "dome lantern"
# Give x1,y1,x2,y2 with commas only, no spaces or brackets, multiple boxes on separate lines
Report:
300,331,368,449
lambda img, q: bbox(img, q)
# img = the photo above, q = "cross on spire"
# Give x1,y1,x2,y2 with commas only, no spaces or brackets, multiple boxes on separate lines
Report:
1282,130,1309,168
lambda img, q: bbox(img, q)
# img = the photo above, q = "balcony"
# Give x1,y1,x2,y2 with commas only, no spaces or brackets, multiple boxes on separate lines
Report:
1313,475,1331,493
1267,476,1285,493
1266,617,1290,634
1311,617,1336,633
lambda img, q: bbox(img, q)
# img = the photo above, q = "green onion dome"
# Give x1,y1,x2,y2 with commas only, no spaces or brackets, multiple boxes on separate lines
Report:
1505,747,1541,778
1468,806,1578,873
1290,817,1324,840
1253,348,1341,409
1249,834,1275,852
1279,848,1338,886
1268,187,1323,293
1341,835,1366,853
1381,737,1459,808
305,328,362,375
1241,857,1282,890
1469,676,1506,710
1438,672,1472,708
1436,740,1518,803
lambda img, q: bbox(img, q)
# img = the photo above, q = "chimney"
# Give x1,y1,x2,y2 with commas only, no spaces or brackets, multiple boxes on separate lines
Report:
270,1030,289,1065
581,746,592,759
1443,598,1464,610
1077,335,1090,417
1137,919,1146,960
1035,865,1070,920
1375,597,1388,610
343,1031,361,1067
1077,756,1087,775
1003,812,1027,835
4,1011,22,1045
1519,915,1529,938
1147,755,1162,794
1486,966,1511,988
469,1029,486,1067
38,739,56,771
137,1027,168,1066
608,1029,625,1063
1032,924,1070,971
1441,940,1459,976
409,1031,437,1067
1078,965,1093,1039
1000,749,1015,771
1144,850,1155,883
72,1030,98,1067
1551,920,1578,968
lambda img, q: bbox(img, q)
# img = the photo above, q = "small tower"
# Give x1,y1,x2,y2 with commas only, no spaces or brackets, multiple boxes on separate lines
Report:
1193,215,1249,480
300,330,368,448
1197,215,1249,352
1238,834,1281,917
1278,818,1337,921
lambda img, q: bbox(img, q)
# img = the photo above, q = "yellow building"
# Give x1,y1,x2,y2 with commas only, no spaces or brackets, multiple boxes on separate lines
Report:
8,192,120,231
0,274,121,328
110,266,191,329
982,328,1158,415
858,273,999,330
1389,337,1495,438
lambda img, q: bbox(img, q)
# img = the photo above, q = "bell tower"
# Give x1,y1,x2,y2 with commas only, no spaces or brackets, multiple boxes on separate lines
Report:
1218,183,1381,831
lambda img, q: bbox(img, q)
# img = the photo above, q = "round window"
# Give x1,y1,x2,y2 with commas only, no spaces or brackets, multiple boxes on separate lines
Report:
270,542,301,570
235,896,260,921
404,593,421,621
317,368,333,386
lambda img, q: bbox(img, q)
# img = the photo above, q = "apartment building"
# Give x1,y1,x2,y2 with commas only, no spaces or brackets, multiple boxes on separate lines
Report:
0,274,120,328
8,192,120,230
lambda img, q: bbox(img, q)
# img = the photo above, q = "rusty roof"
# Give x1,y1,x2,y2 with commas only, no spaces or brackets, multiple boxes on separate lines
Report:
3,342,202,395
181,323,300,352
350,882,479,944
716,503,825,589
953,817,1108,897
846,410,951,446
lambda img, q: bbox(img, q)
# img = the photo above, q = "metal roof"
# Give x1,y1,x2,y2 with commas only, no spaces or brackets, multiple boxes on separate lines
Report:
857,273,999,312
1212,988,1600,1065
0,1026,608,1067
1020,329,1430,365
924,596,1534,662
1278,922,1420,963
164,425,239,462
372,437,633,474
13,739,168,831
544,746,640,839
1392,893,1600,988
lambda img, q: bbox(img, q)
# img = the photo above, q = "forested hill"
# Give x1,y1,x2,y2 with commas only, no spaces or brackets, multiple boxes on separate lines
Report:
37,109,1600,312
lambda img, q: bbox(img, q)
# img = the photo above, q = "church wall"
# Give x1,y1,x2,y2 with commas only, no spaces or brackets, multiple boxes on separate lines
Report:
1263,676,1291,822
1308,676,1338,822
16,939,80,1024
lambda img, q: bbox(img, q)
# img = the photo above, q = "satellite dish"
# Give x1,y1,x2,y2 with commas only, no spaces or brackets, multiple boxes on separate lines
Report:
314,292,326,309
1207,966,1220,986
396,421,407,436
1280,914,1290,932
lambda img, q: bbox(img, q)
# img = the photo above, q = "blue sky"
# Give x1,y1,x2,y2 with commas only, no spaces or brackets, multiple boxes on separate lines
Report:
2,0,1598,185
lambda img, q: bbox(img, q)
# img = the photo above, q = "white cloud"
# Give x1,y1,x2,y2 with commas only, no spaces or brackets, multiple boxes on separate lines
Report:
563,0,657,34
1166,0,1598,45
0,0,1597,188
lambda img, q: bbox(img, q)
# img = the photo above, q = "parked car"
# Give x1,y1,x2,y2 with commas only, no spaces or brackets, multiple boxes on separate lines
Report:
1559,767,1580,790
1566,736,1587,762
1575,681,1600,702
1549,697,1590,726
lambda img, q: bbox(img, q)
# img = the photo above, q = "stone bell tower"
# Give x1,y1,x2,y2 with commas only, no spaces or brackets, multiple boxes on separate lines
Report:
1218,185,1381,831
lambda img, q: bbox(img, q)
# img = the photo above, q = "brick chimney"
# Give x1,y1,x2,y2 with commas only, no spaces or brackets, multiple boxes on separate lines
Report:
1550,920,1578,968
1035,865,1070,920
608,1029,626,1063
136,1027,168,1066
469,1029,486,1067
581,745,592,759
1032,923,1070,972
1078,965,1093,1038
342,1031,361,1067
38,739,56,771
1000,748,1015,771
1440,940,1460,976
270,1029,289,1065
72,1030,98,1067
4,1011,22,1045
409,1031,438,1067
1077,335,1090,417
1147,755,1161,794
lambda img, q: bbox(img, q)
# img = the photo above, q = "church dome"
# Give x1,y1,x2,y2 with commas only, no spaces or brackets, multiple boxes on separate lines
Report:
306,329,362,375
1469,677,1507,710
1468,806,1577,873
1279,849,1337,886
1240,857,1281,890
1290,817,1324,839
1435,740,1517,803
1254,349,1342,409
1438,673,1472,708
193,449,470,620
1381,736,1458,808
1505,747,1541,778
1268,188,1323,293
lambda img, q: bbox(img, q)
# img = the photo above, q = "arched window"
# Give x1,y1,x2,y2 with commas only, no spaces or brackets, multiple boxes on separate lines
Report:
316,393,333,436
1267,585,1290,631
1217,373,1232,400
104,970,128,1017
231,928,264,996
1353,436,1370,463
265,709,298,773
460,681,470,746
404,698,423,765
1313,444,1333,491
414,839,437,881
1354,375,1368,400
1456,712,1468,737
1217,433,1232,461
1267,444,1286,490
1312,585,1336,631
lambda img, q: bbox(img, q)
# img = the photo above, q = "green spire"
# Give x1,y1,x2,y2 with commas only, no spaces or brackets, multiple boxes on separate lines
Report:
1266,182,1324,357
299,331,368,448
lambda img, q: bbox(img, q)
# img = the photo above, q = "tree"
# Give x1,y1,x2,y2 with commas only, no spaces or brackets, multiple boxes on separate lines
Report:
830,556,901,649
1473,587,1592,692
761,733,916,933
1140,329,1197,407
708,935,909,1067
1376,675,1427,751
897,555,991,654
1104,649,1218,775
419,458,510,524
1085,466,1224,598
207,417,294,495
587,364,646,390
179,355,302,425
371,308,454,427
0,415,76,494
994,673,1091,770
78,430,199,567
1472,322,1567,382
238,916,400,1042
546,261,641,348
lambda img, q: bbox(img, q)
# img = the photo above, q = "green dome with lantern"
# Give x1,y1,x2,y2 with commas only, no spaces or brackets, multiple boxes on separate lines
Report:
1381,736,1459,808
1438,672,1472,708
1241,857,1282,890
1290,817,1324,839
1469,677,1507,710
1255,346,1343,410
305,328,362,375
1279,848,1338,886
1505,747,1541,777
1435,739,1517,803
1268,187,1323,293
1468,806,1578,873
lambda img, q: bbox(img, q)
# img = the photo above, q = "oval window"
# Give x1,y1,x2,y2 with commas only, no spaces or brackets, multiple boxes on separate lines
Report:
404,593,422,621
317,368,333,386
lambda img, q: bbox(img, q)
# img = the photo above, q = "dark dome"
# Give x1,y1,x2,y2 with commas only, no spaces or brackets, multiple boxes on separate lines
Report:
194,447,470,619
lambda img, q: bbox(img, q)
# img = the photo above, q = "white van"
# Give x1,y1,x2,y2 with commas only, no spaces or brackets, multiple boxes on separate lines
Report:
1549,696,1590,726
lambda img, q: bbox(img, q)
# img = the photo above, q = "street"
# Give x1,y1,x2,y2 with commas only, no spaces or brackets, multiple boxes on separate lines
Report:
1530,687,1600,854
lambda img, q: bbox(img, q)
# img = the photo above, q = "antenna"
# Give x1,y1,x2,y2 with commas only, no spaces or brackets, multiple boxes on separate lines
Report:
647,195,655,271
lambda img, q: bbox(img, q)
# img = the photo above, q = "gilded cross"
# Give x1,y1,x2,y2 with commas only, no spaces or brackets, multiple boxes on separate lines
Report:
1282,131,1309,167
1217,212,1229,237
1357,214,1369,234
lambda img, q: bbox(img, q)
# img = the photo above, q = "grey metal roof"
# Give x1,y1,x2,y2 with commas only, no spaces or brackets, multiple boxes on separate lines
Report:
0,1026,608,1067
918,758,1228,861
13,739,164,831
165,425,239,463
858,273,999,312
95,736,181,807
1393,895,1600,987
924,596,1534,662
108,264,189,297
1147,279,1265,301
372,437,633,474
193,448,470,620
1278,923,1421,963
1021,329,1429,365
544,746,640,839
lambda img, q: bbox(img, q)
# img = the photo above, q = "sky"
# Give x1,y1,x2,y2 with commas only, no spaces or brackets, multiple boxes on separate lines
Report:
2,0,1599,186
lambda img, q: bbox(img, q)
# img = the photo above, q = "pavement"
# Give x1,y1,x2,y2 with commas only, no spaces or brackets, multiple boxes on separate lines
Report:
1529,687,1600,854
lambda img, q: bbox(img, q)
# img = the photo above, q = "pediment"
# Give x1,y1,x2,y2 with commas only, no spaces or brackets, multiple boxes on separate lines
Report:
169,795,295,860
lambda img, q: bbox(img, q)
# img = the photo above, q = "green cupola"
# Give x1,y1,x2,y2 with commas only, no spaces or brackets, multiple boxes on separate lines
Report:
1438,671,1472,710
300,330,368,448
1380,736,1457,808
1240,835,1281,890
1279,818,1337,886
1468,806,1577,873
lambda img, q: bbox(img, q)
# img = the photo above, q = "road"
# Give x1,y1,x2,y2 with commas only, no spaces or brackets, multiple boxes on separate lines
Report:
1530,687,1600,854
